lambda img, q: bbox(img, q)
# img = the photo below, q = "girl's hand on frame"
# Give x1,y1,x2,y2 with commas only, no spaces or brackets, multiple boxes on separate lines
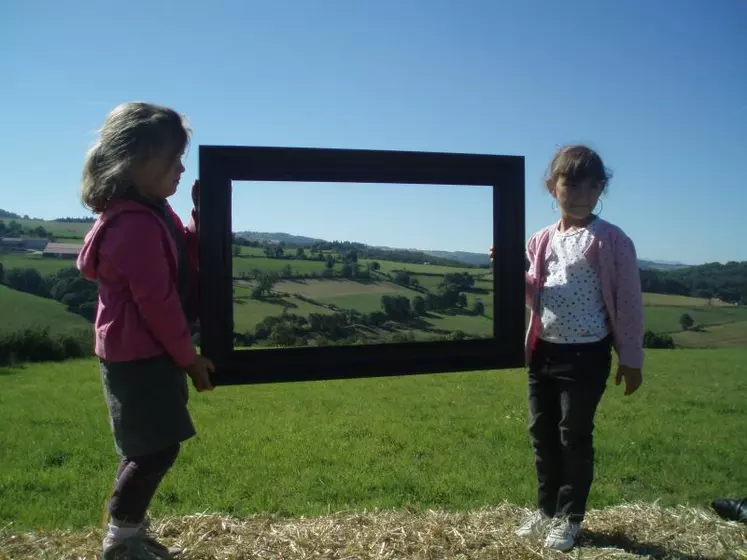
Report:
615,364,642,396
488,246,494,262
184,355,215,392
191,180,200,213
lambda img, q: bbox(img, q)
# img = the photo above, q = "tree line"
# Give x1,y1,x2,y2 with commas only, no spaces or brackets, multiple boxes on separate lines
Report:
640,262,747,305
232,234,482,270
0,220,54,240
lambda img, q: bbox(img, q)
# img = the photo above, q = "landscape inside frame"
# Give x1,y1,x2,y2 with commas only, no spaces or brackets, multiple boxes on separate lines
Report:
229,181,494,351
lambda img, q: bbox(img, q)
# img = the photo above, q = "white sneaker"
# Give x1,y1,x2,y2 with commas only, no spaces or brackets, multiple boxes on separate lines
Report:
515,510,552,539
544,518,582,551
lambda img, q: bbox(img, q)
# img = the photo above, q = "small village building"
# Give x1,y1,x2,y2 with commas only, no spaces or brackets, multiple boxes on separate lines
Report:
42,242,82,260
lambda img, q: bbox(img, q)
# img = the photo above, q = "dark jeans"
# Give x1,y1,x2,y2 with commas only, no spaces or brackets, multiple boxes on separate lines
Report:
527,336,612,522
108,444,181,525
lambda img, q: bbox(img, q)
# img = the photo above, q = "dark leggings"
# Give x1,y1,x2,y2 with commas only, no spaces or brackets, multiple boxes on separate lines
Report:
108,444,181,524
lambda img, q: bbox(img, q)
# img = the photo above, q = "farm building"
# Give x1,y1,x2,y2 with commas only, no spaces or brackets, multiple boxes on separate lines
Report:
0,237,48,253
42,242,82,259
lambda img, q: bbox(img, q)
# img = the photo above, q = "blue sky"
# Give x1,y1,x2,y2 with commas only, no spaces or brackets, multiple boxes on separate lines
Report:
1,0,745,263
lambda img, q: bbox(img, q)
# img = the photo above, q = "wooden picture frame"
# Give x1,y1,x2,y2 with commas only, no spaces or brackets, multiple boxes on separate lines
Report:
198,145,525,385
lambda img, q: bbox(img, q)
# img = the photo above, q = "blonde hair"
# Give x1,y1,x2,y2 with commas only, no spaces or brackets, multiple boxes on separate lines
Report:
81,102,191,213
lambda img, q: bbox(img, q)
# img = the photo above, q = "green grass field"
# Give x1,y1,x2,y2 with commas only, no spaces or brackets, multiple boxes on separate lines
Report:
233,287,334,332
0,253,79,276
644,305,747,334
232,256,330,277
360,259,485,276
1,349,745,531
9,219,90,240
0,285,91,336
672,321,747,348
643,292,736,308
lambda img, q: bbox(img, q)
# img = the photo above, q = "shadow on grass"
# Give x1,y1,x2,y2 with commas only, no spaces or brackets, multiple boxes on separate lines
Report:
582,530,717,560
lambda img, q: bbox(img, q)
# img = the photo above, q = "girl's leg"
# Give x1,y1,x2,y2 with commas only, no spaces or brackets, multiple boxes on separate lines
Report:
554,339,612,522
527,343,563,518
108,443,181,526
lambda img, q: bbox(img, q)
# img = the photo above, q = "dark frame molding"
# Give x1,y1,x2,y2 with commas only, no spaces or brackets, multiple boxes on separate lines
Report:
198,145,525,385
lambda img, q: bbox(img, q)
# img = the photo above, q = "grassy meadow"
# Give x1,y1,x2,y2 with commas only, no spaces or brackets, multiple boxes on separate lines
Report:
1,349,745,531
0,285,90,336
0,253,80,276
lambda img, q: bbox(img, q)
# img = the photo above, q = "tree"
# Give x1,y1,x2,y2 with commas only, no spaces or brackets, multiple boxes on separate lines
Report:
457,293,468,308
326,255,335,269
232,245,241,257
282,264,293,277
296,247,305,259
251,272,277,298
269,324,297,347
370,261,380,271
472,300,485,315
341,263,355,278
393,270,411,286
6,268,48,297
680,313,695,331
643,329,675,349
413,296,427,316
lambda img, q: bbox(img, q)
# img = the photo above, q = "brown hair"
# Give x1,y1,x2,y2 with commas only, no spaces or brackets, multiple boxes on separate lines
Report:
545,144,612,192
80,102,191,213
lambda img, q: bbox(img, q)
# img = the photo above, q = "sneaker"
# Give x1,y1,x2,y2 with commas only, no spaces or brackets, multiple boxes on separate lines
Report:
103,533,180,559
138,519,182,557
544,518,582,551
515,510,552,539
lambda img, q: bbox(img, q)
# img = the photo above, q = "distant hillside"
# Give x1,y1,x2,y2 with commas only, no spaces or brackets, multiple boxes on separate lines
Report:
237,231,325,246
425,250,491,267
0,209,24,220
638,259,691,271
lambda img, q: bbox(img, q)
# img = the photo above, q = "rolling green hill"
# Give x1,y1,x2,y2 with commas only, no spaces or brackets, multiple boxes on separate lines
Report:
0,284,91,336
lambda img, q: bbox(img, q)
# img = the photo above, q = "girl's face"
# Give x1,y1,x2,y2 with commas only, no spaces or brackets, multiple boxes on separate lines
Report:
131,149,185,200
547,176,602,221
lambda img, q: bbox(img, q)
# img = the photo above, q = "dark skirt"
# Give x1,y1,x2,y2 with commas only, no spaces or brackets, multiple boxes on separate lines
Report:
99,353,196,459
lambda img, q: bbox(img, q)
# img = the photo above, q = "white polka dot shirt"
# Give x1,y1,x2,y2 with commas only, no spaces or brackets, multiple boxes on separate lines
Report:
539,220,610,343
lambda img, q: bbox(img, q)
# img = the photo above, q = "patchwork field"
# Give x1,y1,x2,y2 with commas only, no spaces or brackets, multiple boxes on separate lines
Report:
274,278,412,298
233,286,334,332
643,292,737,307
672,320,747,348
359,258,486,276
232,256,331,277
233,266,494,346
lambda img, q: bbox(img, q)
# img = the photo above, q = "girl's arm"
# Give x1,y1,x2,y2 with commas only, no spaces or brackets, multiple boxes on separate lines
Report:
613,233,644,369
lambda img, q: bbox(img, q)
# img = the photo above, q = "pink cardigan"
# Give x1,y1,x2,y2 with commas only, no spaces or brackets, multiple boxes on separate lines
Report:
525,218,644,369
77,199,200,367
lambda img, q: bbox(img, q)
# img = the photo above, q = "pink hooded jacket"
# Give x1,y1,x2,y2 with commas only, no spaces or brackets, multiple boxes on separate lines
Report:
525,218,644,369
77,199,200,368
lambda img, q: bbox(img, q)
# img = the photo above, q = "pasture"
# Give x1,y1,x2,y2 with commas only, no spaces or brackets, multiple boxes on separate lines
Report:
8,218,90,240
0,284,90,336
0,253,79,276
0,350,745,556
